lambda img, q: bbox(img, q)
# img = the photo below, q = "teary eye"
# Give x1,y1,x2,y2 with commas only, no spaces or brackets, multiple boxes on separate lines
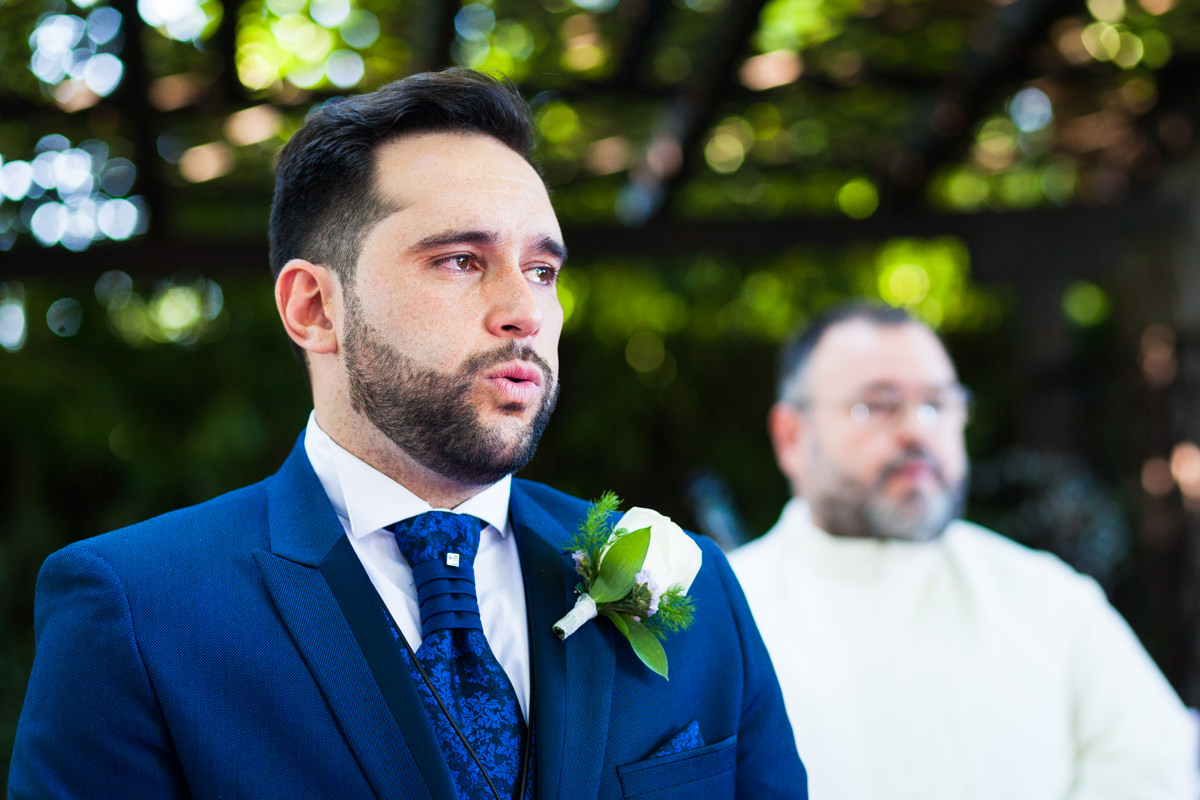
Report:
528,265,559,285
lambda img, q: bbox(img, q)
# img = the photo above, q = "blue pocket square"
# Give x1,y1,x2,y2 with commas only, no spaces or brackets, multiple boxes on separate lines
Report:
651,720,705,758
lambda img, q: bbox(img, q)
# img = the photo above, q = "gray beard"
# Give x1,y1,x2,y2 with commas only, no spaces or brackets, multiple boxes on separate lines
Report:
811,446,965,542
341,292,558,488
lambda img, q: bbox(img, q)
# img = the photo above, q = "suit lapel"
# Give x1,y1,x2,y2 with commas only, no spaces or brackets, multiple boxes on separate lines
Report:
511,485,615,800
255,439,456,800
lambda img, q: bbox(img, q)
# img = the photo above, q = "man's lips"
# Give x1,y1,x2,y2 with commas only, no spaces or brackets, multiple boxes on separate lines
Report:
485,362,543,387
883,458,941,485
480,361,545,404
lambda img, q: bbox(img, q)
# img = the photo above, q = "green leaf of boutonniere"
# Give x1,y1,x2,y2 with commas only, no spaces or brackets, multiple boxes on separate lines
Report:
604,610,669,678
589,526,650,604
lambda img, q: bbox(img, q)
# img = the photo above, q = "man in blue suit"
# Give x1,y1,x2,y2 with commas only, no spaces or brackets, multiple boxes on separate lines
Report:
9,69,807,799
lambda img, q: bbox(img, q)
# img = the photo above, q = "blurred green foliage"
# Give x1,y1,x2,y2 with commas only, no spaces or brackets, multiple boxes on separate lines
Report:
4,0,1200,783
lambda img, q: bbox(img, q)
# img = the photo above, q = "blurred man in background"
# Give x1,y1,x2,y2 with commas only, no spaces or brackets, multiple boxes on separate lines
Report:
731,300,1196,800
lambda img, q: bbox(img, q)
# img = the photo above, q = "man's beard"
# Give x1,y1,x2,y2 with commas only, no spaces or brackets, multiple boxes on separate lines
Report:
341,293,558,488
810,444,965,542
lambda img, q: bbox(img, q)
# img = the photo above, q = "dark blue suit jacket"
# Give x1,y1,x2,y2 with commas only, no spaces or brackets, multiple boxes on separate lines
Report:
9,438,807,799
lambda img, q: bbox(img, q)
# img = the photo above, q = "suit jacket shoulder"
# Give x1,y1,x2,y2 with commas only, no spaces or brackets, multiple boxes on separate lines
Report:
56,475,274,570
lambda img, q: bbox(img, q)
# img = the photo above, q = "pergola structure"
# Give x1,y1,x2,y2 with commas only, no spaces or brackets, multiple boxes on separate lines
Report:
1,0,1196,271
2,0,1199,700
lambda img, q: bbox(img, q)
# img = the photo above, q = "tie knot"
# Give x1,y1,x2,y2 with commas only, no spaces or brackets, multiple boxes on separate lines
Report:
388,510,484,570
388,511,486,639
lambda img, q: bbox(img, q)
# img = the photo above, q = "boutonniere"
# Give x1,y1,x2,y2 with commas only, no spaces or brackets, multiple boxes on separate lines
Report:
553,492,700,679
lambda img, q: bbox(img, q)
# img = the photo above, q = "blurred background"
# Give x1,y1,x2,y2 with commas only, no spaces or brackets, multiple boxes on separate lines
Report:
2,0,1199,780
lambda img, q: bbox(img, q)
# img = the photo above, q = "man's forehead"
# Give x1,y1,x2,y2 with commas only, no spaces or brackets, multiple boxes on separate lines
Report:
373,131,547,190
369,133,558,224
810,319,956,382
357,132,562,256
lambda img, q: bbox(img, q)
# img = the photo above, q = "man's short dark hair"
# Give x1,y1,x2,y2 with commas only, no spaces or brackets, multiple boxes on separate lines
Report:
268,68,537,288
776,301,916,402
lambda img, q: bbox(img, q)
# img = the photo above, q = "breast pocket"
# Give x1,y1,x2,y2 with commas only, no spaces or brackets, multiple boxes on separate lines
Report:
617,735,737,800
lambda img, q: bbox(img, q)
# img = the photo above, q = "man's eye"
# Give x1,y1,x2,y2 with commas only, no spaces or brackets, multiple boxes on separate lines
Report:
528,265,558,285
439,254,475,271
866,399,903,417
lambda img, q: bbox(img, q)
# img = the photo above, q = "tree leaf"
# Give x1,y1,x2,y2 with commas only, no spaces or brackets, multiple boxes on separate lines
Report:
589,526,650,604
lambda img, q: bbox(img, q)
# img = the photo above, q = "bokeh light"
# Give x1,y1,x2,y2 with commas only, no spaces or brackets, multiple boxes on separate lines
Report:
740,50,802,91
1140,324,1176,388
705,118,754,174
757,0,855,53
138,0,220,42
625,330,667,373
236,0,380,92
558,14,607,75
223,105,282,147
0,284,27,352
1170,442,1200,501
178,142,234,183
1009,88,1054,133
705,133,746,174
29,8,126,108
46,297,83,337
872,237,995,329
98,270,226,346
1142,456,1174,496
1062,280,1111,327
455,4,495,42
1,136,146,251
836,178,878,219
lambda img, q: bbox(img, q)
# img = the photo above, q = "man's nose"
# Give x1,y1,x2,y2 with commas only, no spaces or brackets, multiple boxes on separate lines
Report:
891,402,940,444
484,264,544,339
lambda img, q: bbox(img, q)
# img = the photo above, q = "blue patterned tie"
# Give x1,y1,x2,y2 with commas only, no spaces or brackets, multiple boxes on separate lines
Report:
389,511,526,800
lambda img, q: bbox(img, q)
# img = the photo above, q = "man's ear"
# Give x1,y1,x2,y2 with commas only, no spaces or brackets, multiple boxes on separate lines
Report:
768,401,807,488
275,259,340,356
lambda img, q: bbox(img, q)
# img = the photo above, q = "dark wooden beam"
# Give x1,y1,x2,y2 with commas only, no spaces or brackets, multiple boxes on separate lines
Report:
881,0,1079,209
213,0,247,106
610,0,672,90
565,197,1185,284
409,0,459,72
1,198,1183,286
618,0,774,225
109,0,170,241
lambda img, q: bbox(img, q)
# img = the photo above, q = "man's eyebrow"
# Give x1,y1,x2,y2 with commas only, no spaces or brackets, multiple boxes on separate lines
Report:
408,230,566,263
856,380,959,394
409,230,499,252
532,234,568,264
854,381,902,395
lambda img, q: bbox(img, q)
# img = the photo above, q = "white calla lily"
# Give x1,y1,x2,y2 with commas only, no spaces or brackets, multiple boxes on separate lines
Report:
615,507,702,594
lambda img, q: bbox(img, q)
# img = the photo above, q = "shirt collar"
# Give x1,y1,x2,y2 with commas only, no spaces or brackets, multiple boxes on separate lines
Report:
303,411,512,538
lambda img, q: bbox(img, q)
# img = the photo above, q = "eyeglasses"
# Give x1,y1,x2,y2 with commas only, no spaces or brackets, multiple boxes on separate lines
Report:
793,384,973,429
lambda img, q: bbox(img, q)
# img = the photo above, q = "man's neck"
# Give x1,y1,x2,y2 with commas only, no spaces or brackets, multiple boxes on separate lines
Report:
315,411,490,509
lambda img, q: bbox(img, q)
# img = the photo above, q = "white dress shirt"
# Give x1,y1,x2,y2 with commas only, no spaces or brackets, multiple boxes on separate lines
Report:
303,412,531,720
730,499,1197,800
